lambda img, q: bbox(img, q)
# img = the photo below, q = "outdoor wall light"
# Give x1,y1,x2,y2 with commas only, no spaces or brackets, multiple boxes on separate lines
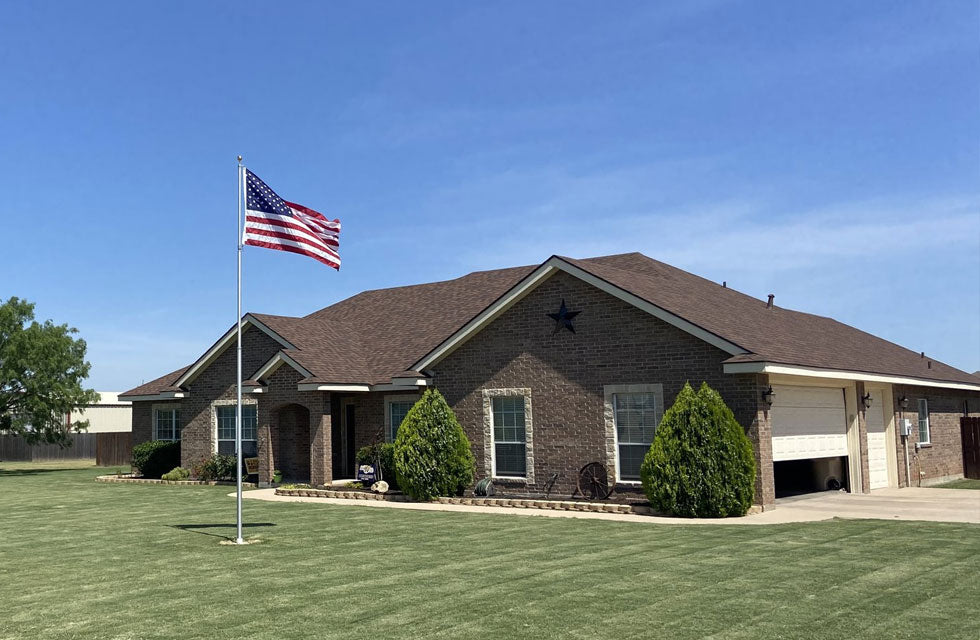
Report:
899,395,909,409
762,385,775,407
861,392,873,409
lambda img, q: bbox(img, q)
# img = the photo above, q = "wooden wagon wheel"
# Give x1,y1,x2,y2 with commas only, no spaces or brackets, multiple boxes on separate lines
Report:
577,462,613,500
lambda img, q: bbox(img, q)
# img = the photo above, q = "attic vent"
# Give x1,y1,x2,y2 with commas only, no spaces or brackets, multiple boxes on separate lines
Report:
928,361,932,369
722,281,727,288
766,294,775,309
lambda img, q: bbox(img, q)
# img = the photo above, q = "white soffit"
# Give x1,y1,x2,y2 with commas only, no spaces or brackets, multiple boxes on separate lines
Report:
723,362,980,392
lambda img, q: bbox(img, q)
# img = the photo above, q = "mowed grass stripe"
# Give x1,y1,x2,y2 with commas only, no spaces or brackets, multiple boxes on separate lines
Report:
1,463,978,640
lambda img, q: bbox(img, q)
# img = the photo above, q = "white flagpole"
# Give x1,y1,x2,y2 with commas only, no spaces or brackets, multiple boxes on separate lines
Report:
235,155,244,545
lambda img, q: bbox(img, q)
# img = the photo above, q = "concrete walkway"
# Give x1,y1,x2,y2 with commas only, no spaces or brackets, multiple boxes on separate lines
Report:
240,486,980,525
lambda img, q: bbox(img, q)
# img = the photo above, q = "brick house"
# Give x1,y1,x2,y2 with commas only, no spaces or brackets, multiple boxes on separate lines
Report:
120,253,980,508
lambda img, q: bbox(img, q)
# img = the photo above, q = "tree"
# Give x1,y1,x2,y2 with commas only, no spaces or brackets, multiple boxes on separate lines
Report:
640,382,756,518
0,297,99,446
393,388,475,500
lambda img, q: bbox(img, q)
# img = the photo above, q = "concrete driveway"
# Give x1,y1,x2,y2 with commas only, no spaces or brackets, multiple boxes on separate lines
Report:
771,487,980,524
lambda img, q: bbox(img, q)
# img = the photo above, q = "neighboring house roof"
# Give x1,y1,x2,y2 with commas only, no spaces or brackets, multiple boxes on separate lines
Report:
121,253,980,397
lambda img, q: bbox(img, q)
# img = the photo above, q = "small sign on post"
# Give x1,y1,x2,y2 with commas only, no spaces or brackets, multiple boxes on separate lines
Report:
244,457,260,475
356,464,376,484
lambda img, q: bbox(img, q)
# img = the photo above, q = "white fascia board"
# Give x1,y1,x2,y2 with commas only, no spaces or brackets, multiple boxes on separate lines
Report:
253,351,313,382
413,256,746,371
388,377,430,387
120,391,187,402
723,362,980,392
174,314,295,388
245,386,266,394
296,383,372,392
372,383,428,392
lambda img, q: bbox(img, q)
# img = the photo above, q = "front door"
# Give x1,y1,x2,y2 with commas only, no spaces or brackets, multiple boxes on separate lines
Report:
333,402,357,479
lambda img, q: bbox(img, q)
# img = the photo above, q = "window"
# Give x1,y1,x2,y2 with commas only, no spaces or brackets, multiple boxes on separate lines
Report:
613,392,658,481
216,405,257,456
388,401,414,441
491,396,526,478
917,398,930,444
153,408,181,441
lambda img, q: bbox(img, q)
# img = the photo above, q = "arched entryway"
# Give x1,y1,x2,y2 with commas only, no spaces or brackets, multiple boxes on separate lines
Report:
276,404,311,482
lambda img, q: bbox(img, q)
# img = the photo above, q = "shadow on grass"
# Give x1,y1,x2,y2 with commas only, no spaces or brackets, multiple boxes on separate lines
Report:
0,468,78,477
170,522,276,541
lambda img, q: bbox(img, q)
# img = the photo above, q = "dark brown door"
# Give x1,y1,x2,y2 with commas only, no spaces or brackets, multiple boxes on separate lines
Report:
333,402,357,479
962,417,980,480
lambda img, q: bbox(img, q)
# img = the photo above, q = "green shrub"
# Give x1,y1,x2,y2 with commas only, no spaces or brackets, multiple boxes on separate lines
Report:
392,388,474,500
161,467,190,481
640,382,756,518
192,454,239,481
131,440,181,479
356,442,398,488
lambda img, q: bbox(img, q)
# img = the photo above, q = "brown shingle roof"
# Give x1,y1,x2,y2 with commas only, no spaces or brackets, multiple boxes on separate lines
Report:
122,252,978,395
119,365,190,397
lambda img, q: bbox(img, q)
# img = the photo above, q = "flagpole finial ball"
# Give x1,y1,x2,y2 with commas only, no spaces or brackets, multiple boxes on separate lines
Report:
237,155,243,163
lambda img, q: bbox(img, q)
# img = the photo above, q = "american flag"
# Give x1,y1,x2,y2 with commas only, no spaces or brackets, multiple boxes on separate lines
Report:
243,169,340,269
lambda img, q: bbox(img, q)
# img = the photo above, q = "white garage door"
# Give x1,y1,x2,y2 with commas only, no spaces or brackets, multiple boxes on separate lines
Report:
866,388,889,489
771,385,847,461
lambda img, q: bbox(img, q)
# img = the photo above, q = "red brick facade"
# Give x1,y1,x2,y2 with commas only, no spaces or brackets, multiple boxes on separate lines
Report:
129,273,978,506
430,271,771,502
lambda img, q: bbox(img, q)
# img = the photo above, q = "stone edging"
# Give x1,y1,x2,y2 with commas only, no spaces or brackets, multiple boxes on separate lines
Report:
276,487,410,502
275,487,653,514
96,474,257,488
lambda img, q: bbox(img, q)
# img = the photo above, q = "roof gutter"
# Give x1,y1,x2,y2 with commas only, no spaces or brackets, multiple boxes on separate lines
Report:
722,361,980,392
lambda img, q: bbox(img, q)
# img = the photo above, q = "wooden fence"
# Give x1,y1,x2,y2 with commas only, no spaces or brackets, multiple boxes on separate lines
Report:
96,432,132,467
0,432,97,462
962,417,980,480
0,432,131,465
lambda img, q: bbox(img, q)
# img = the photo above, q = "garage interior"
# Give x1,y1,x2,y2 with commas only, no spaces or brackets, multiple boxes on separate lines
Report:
774,456,849,497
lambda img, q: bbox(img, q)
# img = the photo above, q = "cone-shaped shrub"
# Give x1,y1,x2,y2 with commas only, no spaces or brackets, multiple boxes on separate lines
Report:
640,382,756,517
393,388,475,500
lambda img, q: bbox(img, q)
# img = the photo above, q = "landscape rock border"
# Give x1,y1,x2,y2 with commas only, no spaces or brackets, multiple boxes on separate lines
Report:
96,474,257,488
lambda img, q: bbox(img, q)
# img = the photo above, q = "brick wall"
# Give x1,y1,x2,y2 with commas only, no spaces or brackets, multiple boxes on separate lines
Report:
131,401,154,446
891,385,980,486
431,270,768,503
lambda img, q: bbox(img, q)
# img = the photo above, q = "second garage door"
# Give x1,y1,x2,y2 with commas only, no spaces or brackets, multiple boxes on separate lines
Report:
771,385,848,461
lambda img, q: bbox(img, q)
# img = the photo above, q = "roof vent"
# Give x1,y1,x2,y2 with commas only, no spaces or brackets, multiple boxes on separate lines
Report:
722,281,727,288
927,361,932,369
921,351,925,358
766,294,774,309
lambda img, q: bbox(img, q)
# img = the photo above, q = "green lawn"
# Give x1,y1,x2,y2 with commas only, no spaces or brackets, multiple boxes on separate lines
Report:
1,463,978,640
935,477,980,490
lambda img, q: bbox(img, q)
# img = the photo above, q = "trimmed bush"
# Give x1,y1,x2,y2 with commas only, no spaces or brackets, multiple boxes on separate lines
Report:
356,442,398,489
193,454,239,481
131,440,181,479
640,382,756,518
393,388,475,500
161,467,190,481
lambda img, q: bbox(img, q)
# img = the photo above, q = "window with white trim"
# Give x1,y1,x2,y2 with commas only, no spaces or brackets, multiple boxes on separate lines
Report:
613,392,658,480
917,398,930,444
388,401,414,442
216,405,257,456
491,396,526,478
153,408,181,441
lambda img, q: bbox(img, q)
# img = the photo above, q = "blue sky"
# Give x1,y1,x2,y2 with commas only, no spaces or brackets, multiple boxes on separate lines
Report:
1,1,978,390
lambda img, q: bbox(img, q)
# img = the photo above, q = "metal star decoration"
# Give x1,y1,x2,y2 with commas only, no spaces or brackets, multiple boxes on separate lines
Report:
547,299,580,334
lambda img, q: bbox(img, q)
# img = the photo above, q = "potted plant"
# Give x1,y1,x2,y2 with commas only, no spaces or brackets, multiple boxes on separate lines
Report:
272,469,283,485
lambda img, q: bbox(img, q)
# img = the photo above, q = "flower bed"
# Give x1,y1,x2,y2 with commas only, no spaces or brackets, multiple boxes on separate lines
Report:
96,474,257,488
